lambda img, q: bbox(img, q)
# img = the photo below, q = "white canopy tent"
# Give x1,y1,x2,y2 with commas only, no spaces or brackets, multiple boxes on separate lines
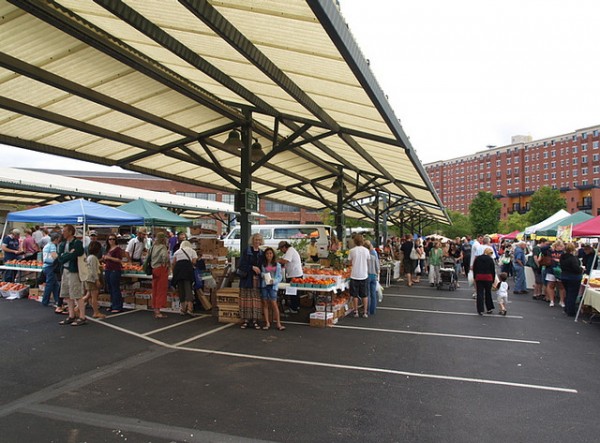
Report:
523,209,570,236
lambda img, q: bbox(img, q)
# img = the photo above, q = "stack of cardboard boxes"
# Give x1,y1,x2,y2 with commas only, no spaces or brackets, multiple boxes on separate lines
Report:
216,287,240,323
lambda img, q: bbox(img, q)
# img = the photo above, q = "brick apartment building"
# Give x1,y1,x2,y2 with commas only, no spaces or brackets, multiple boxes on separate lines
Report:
60,170,323,233
424,124,600,219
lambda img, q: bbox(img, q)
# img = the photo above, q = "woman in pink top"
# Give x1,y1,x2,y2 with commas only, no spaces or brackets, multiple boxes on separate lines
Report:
22,229,40,261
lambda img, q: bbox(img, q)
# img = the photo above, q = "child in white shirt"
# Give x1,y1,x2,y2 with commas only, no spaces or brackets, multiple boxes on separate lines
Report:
496,272,509,316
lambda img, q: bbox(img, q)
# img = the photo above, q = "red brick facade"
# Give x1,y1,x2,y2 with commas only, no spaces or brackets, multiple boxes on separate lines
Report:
67,173,323,230
424,125,600,219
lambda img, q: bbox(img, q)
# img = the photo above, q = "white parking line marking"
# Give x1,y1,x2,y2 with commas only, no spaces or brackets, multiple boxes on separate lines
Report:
180,346,577,394
105,309,140,318
384,294,474,301
88,318,575,394
173,323,234,346
142,315,208,336
378,306,523,318
282,321,539,344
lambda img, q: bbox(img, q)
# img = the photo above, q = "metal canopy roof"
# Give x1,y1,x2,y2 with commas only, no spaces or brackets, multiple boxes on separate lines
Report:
0,0,450,225
0,167,234,218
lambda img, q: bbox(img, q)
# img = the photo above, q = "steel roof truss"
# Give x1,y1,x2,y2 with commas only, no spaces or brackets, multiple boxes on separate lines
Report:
8,0,244,123
94,0,279,117
181,0,340,130
0,52,197,138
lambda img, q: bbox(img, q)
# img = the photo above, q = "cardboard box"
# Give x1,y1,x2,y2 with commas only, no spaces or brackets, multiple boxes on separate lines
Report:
28,288,41,301
309,312,333,328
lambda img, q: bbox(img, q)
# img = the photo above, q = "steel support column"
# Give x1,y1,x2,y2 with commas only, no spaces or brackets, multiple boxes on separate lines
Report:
239,109,252,255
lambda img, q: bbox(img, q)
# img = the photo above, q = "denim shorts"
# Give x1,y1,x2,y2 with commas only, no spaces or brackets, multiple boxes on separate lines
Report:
261,287,277,301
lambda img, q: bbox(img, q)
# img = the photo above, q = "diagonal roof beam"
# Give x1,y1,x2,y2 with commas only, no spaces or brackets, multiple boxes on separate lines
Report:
0,52,197,138
117,122,237,165
95,0,280,117
180,0,340,129
8,0,244,124
0,96,162,152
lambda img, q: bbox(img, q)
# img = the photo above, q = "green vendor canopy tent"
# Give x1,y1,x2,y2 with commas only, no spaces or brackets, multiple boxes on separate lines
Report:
535,211,594,237
119,198,192,226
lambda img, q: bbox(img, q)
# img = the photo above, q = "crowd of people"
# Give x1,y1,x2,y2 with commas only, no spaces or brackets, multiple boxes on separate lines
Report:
1,225,204,325
383,233,593,317
4,223,596,326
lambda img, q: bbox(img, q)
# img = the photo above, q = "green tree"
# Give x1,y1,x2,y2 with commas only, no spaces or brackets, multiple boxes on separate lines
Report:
498,211,529,233
469,191,501,235
527,186,566,225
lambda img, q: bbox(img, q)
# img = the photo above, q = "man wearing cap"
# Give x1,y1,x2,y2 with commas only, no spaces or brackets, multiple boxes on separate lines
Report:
126,228,149,264
278,241,303,313
2,228,24,283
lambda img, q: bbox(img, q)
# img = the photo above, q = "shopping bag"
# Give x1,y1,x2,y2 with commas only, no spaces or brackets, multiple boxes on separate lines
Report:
468,270,474,288
376,281,383,302
414,263,421,274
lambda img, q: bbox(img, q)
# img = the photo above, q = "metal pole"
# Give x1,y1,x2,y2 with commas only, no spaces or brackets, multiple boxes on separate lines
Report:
373,194,380,248
239,109,252,255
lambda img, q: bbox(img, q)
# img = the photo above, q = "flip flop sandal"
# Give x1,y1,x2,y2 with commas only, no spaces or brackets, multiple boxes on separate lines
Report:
59,317,75,325
276,325,286,331
71,318,87,326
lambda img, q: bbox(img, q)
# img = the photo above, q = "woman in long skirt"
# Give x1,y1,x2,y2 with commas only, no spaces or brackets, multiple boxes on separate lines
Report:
238,233,264,330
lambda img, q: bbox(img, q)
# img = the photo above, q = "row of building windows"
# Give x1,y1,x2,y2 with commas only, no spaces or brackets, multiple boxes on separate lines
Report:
175,192,312,214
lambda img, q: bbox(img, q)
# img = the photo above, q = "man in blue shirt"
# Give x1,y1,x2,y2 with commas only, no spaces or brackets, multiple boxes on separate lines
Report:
2,229,23,283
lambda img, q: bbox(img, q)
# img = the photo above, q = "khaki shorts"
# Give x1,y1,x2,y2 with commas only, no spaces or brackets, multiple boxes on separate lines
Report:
85,281,99,291
60,270,84,299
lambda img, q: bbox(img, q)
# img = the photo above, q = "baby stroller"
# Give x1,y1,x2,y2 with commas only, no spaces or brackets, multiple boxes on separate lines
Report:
438,256,458,291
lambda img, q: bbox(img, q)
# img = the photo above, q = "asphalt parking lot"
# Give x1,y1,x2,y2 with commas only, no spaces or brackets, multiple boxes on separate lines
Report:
2,275,600,443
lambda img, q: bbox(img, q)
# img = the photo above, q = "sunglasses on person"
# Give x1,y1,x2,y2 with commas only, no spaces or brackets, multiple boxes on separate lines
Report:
108,237,117,241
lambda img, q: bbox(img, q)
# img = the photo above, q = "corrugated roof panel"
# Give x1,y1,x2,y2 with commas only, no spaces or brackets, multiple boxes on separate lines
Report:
0,0,448,226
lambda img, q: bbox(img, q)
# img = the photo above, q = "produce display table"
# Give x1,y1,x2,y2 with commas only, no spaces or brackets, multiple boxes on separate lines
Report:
278,282,350,327
582,286,600,313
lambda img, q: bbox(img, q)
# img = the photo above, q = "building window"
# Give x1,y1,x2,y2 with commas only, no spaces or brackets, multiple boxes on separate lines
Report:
177,192,217,200
515,177,520,184
525,177,529,183
507,178,512,186
514,157,519,164
543,162,548,170
582,179,589,186
551,150,556,158
573,170,578,177
551,173,556,180
594,178,600,186
543,152,549,159
582,167,588,175
582,143,588,152
573,158,578,165
496,160,501,167
573,135,578,141
524,155,529,162
265,201,299,212
544,173,549,180
221,193,235,205
524,165,529,173
573,146,578,153
582,132,588,139
594,166,600,174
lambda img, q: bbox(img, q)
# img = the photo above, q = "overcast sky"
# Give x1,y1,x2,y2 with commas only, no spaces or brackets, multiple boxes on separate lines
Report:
3,0,600,170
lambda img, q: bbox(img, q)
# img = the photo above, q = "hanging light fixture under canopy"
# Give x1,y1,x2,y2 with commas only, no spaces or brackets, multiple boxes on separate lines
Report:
224,130,243,149
251,138,265,162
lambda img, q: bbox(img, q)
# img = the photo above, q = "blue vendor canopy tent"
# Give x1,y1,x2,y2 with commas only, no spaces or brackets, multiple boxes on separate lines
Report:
6,199,144,225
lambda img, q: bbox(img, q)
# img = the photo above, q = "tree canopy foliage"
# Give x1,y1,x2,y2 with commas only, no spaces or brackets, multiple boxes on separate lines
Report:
527,186,567,225
469,192,501,235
